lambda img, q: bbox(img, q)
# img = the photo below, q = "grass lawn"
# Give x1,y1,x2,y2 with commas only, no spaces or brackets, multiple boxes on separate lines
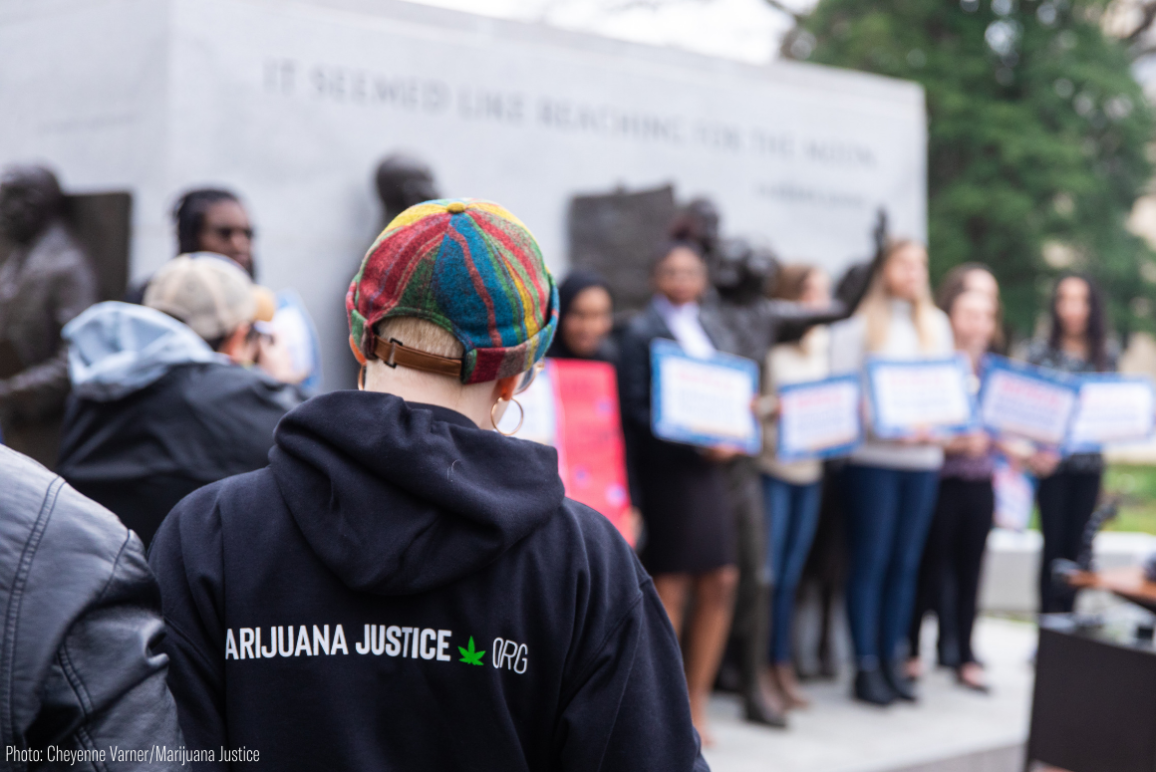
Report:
1023,465,1156,534
1102,465,1156,535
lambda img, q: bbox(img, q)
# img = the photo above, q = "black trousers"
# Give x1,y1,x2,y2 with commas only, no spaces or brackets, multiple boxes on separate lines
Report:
1037,470,1102,614
908,477,993,667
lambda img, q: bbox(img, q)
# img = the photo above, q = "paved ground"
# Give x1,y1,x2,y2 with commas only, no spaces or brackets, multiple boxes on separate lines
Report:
702,617,1038,772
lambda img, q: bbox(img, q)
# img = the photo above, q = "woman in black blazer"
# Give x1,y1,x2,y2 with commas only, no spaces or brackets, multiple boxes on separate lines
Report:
618,241,739,744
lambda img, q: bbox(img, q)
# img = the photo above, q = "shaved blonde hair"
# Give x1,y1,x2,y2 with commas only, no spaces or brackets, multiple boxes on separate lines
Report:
374,317,464,359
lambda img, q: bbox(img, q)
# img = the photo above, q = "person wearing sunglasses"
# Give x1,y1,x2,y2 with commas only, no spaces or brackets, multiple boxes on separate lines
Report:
148,199,709,772
123,188,256,307
126,187,314,385
175,187,256,277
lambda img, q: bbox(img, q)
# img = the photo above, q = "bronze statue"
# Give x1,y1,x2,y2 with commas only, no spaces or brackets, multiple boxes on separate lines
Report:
669,196,722,265
0,165,96,468
567,184,678,313
374,154,440,226
690,208,880,729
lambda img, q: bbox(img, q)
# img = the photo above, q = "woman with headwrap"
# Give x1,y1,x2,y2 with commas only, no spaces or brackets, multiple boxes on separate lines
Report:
547,269,616,361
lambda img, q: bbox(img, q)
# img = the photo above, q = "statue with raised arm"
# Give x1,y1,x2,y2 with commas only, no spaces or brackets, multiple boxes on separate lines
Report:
693,207,884,729
0,165,96,467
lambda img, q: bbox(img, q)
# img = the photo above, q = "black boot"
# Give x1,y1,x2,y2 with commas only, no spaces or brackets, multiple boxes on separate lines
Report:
883,659,918,702
853,667,896,706
743,688,788,728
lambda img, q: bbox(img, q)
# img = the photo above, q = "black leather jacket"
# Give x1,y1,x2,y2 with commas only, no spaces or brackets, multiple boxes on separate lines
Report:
0,446,184,770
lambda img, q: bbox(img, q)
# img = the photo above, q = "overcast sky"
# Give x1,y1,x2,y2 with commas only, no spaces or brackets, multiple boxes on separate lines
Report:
405,0,817,64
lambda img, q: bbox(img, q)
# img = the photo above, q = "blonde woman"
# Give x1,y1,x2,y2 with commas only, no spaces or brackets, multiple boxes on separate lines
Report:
829,240,953,706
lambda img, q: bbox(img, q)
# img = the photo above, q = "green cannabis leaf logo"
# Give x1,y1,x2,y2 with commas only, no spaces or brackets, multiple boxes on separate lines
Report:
458,636,486,666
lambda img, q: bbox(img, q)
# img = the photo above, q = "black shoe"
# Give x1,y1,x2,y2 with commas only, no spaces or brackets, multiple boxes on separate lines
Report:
853,668,895,706
883,660,918,702
743,691,788,728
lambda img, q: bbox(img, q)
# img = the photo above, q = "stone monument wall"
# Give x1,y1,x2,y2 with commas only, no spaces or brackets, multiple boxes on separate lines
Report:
0,0,927,388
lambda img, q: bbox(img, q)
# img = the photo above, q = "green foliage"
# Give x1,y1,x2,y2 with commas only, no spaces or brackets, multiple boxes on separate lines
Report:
1104,464,1156,533
795,0,1156,336
458,636,486,666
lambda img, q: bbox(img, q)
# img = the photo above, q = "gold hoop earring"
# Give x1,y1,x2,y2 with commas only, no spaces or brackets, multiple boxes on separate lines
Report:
491,398,524,436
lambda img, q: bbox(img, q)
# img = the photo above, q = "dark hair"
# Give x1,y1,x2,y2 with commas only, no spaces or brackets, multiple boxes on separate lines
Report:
936,262,1006,352
650,239,705,274
172,188,240,255
558,269,613,319
1048,272,1109,371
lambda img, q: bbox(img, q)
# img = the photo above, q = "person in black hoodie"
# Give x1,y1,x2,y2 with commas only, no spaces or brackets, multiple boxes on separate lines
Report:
149,198,709,771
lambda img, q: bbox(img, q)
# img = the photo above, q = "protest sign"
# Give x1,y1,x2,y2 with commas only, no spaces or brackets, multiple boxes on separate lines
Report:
553,360,633,541
865,355,975,439
978,356,1079,446
1067,374,1156,452
498,359,634,544
776,374,862,462
259,289,322,394
992,455,1035,531
650,339,761,455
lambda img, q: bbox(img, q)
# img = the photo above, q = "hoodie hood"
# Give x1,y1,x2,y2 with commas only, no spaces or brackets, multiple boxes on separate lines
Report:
269,391,566,596
64,301,224,401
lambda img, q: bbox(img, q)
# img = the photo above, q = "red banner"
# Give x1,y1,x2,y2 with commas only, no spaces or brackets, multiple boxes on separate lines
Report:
549,360,634,546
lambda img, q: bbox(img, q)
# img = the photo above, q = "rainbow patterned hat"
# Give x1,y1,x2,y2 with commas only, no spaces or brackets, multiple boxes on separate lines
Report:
347,198,558,384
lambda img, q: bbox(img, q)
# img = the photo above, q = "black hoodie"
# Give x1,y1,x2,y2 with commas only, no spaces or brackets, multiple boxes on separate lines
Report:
149,391,708,771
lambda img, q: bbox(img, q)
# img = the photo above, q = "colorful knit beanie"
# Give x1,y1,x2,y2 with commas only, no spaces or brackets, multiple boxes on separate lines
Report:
347,198,558,384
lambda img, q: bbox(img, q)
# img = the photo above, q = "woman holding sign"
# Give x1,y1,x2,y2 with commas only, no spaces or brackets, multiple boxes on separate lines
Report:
907,286,1001,693
829,239,954,706
757,264,834,710
618,241,739,743
1027,273,1118,614
548,270,644,546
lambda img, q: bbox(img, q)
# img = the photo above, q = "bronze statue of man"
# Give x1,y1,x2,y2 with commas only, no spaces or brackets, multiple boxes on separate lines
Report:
374,153,440,226
0,165,96,467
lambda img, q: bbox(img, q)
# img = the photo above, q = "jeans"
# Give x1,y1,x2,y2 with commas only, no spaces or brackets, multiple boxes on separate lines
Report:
763,475,822,664
843,464,940,670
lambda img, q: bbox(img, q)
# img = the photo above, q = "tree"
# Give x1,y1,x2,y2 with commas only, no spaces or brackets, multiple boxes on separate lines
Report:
783,0,1156,338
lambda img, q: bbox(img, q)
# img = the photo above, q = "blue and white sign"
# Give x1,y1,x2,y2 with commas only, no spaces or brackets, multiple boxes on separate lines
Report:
776,374,862,462
865,355,976,439
1066,373,1156,453
262,289,323,395
978,355,1079,447
992,454,1035,532
651,339,761,455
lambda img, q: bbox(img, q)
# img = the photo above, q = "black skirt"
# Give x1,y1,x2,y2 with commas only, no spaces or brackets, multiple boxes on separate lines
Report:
636,436,736,575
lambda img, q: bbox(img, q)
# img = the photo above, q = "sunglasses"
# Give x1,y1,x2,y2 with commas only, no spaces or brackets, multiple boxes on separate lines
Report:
207,225,255,241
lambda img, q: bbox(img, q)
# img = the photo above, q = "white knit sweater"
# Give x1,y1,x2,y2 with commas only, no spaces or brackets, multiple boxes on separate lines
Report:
829,299,954,471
